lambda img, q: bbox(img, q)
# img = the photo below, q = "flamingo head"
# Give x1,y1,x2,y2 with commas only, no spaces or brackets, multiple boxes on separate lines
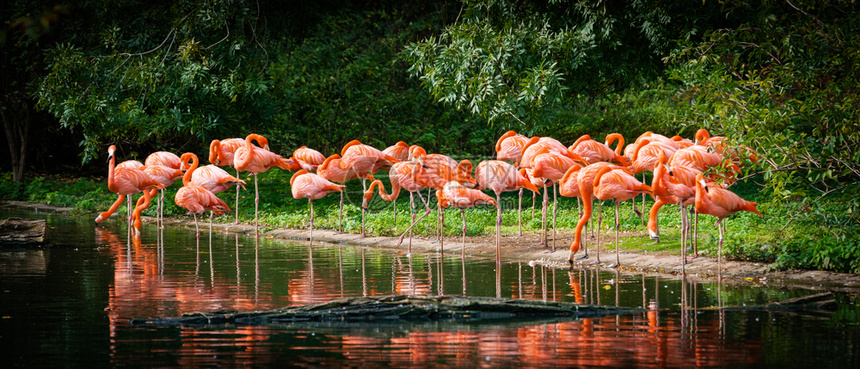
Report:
107,145,116,162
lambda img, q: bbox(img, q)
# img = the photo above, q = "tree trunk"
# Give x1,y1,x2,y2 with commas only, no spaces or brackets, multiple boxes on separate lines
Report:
1,101,30,182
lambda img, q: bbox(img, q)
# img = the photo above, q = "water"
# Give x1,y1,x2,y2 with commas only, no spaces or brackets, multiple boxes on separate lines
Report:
2,207,859,368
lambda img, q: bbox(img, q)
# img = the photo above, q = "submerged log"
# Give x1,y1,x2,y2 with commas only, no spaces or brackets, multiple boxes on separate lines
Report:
0,218,46,245
130,294,643,327
720,292,838,312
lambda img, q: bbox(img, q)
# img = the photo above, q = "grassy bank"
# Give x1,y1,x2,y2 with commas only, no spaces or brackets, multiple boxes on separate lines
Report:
4,169,857,273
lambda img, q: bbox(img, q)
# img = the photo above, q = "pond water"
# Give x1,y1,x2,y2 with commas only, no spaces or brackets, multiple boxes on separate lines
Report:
1,207,859,368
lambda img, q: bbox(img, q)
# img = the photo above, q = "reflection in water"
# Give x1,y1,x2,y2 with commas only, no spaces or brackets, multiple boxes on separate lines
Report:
5,209,860,368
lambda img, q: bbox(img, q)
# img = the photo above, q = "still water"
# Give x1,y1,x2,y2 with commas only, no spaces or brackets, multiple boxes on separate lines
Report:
1,207,859,368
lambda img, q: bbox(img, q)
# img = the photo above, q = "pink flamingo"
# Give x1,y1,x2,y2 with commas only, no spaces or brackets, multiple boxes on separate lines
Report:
317,154,359,232
209,138,245,223
174,153,231,238
694,172,760,277
495,130,531,235
339,140,399,236
290,169,345,245
474,160,540,262
96,145,163,230
234,134,295,232
592,166,653,267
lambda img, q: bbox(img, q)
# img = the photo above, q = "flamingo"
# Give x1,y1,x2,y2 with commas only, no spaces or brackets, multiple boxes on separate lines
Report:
290,169,345,245
363,161,431,253
174,153,231,238
495,131,530,235
592,166,653,268
519,136,580,242
185,154,246,234
519,136,576,169
569,133,631,166
395,161,471,248
647,151,696,263
408,145,474,240
436,180,496,258
143,151,183,225
317,154,359,232
209,138,245,223
694,172,760,277
131,162,184,231
339,139,399,237
567,162,632,264
522,168,544,221
530,151,584,250
379,141,412,223
95,145,163,229
495,131,529,163
629,138,679,226
383,141,411,162
233,133,295,233
291,146,326,172
116,159,144,170
474,160,540,262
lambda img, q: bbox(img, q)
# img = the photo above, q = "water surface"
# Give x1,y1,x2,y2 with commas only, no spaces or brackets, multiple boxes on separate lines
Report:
1,208,858,367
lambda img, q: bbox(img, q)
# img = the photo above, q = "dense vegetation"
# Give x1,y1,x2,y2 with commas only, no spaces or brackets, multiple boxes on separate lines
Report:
2,0,858,273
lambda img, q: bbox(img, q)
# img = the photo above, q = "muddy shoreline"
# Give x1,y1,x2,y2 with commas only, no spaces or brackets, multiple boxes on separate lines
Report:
5,200,860,293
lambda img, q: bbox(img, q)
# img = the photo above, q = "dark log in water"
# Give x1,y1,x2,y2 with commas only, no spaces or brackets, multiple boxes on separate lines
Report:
720,292,838,312
0,218,46,245
130,294,643,327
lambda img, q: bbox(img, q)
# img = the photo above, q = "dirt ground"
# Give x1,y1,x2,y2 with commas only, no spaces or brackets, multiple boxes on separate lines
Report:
7,200,860,292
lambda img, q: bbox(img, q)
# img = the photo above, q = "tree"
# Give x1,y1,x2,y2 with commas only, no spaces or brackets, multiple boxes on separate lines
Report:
402,0,729,129
34,0,275,163
667,0,860,199
1,3,67,182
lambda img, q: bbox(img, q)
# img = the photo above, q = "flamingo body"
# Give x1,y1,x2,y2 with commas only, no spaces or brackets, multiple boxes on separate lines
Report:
191,164,246,194
292,146,326,172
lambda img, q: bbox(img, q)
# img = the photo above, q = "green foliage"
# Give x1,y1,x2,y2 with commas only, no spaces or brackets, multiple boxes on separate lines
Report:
402,0,729,125
266,5,495,157
34,0,275,162
663,0,860,272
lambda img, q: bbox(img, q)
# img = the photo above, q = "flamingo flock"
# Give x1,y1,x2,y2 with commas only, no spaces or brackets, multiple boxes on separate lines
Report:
96,129,760,271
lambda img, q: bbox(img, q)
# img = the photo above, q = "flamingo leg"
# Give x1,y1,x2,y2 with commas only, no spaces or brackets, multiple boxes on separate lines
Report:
541,182,548,246
338,190,344,233
439,202,444,253
193,213,200,239
460,208,466,257
254,173,259,234
681,204,687,271
127,196,133,228
609,201,620,268
518,188,523,237
691,211,699,258
496,193,502,265
308,199,314,246
234,168,240,225
590,202,603,265
409,192,415,254
552,182,558,252
717,218,724,280
360,177,367,237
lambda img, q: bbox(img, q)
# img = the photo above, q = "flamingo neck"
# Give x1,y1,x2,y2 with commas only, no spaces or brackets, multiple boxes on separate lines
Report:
183,154,199,186
107,153,118,193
